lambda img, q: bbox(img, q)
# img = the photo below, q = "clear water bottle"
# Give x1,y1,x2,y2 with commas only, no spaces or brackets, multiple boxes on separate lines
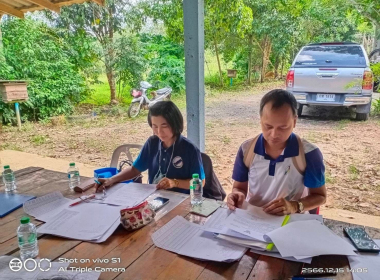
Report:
190,173,203,206
17,217,39,261
2,165,16,192
68,162,80,190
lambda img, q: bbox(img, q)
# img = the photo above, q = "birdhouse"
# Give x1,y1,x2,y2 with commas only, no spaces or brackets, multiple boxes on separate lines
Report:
0,81,28,103
227,69,237,78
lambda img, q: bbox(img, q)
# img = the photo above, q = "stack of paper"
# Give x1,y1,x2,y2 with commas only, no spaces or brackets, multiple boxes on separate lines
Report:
202,207,330,263
347,240,380,280
23,184,158,243
36,203,122,242
265,220,357,257
152,216,247,262
24,192,122,243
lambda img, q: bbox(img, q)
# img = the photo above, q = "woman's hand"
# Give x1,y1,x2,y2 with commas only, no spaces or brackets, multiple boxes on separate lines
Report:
94,178,116,193
262,198,297,215
156,178,176,190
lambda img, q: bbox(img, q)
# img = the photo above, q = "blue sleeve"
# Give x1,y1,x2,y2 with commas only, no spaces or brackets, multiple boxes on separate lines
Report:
132,138,152,172
232,146,249,182
304,148,325,188
190,149,205,180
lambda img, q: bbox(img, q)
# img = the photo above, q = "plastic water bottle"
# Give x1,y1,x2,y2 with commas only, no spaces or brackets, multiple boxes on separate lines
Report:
17,217,39,261
2,165,16,192
68,162,80,190
190,173,203,206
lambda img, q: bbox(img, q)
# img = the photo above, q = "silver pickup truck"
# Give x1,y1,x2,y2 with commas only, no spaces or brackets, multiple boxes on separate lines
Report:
286,42,373,120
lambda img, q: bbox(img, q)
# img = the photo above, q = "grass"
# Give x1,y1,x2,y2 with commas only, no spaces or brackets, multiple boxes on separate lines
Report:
82,75,133,106
0,143,23,152
221,136,231,144
325,172,336,184
349,164,359,180
336,119,350,130
31,135,47,146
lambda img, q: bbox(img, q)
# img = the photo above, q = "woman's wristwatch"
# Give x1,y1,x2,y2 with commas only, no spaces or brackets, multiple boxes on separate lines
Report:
173,179,179,187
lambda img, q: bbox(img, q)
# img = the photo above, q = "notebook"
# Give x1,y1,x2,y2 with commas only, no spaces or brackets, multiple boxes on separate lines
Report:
0,193,36,218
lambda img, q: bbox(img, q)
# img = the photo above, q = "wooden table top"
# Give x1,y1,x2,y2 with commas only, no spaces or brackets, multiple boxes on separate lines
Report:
1,167,380,280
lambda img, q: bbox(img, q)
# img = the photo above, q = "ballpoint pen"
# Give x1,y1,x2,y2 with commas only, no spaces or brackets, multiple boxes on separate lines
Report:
69,194,96,207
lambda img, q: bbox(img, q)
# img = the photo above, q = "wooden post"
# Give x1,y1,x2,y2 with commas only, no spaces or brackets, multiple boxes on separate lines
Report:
15,102,21,130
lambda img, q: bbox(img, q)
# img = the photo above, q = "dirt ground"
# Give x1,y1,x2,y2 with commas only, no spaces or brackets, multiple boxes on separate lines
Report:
1,82,380,216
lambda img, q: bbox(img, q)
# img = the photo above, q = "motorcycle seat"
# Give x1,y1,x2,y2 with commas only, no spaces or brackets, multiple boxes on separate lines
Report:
156,87,171,95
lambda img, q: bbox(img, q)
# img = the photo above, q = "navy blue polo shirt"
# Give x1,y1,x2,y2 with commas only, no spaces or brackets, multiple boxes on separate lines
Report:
133,135,205,193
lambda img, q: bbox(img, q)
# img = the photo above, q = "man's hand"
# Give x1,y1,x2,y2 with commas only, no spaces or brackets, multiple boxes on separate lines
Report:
156,178,176,190
262,198,297,215
227,192,246,210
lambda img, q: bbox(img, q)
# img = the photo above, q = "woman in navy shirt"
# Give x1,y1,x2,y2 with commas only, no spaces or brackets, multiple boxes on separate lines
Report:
96,101,205,193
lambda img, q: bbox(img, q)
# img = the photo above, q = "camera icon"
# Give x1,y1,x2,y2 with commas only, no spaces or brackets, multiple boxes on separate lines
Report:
9,258,23,272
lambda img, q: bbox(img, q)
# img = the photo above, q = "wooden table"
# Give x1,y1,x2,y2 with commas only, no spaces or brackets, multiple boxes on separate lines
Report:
1,167,380,280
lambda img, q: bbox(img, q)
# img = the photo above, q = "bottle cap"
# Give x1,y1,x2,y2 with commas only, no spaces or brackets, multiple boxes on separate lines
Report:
4,165,10,169
69,163,75,167
20,217,30,224
192,174,199,179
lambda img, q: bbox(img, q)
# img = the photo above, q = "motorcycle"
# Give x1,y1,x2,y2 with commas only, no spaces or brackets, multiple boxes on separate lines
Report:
128,81,172,118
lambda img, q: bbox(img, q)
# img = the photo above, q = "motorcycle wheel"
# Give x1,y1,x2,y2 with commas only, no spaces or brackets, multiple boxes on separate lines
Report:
128,102,141,118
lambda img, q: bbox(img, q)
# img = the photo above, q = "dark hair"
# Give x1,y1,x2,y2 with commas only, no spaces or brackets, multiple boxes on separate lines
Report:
148,101,184,137
259,89,297,116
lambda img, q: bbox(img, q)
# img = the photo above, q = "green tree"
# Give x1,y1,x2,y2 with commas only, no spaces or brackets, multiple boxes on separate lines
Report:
50,0,144,103
0,18,89,122
114,33,146,97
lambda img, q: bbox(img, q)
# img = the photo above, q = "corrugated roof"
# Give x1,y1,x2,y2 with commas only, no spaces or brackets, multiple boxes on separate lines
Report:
0,0,104,18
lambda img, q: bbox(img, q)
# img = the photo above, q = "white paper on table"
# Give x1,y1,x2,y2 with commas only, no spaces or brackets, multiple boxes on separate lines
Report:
23,191,73,222
103,183,157,206
266,220,357,257
152,216,247,262
202,208,258,240
91,217,121,243
37,203,121,241
347,240,380,280
147,189,189,221
223,207,284,242
250,248,313,264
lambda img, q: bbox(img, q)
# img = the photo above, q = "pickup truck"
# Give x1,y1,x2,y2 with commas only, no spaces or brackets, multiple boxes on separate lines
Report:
286,42,373,121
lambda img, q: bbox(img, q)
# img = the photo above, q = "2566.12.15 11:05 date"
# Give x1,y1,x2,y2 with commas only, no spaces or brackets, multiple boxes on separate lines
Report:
302,267,368,274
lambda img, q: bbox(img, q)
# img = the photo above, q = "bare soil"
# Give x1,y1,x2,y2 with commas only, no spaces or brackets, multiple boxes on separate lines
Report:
1,82,380,216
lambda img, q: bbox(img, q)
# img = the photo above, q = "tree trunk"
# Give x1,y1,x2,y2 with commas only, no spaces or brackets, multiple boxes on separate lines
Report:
214,37,223,87
106,6,116,104
247,34,253,85
105,57,116,103
280,57,285,79
260,36,272,83
0,16,5,65
274,54,280,79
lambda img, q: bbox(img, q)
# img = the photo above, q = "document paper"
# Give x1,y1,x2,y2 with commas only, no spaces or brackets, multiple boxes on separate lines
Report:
37,202,121,241
152,216,247,262
348,240,380,280
266,220,357,257
23,191,72,222
103,183,157,206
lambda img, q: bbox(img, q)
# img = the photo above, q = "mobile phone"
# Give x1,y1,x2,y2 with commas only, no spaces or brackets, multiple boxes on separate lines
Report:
149,197,170,212
344,227,380,253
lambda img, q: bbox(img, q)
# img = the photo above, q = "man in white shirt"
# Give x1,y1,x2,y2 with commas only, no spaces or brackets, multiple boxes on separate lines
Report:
227,89,327,215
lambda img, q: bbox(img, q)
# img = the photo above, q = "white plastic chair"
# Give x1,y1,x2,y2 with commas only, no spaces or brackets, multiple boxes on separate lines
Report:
110,144,143,168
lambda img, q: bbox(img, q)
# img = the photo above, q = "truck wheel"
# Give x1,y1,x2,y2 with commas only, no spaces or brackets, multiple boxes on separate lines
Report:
356,112,369,121
297,104,303,117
